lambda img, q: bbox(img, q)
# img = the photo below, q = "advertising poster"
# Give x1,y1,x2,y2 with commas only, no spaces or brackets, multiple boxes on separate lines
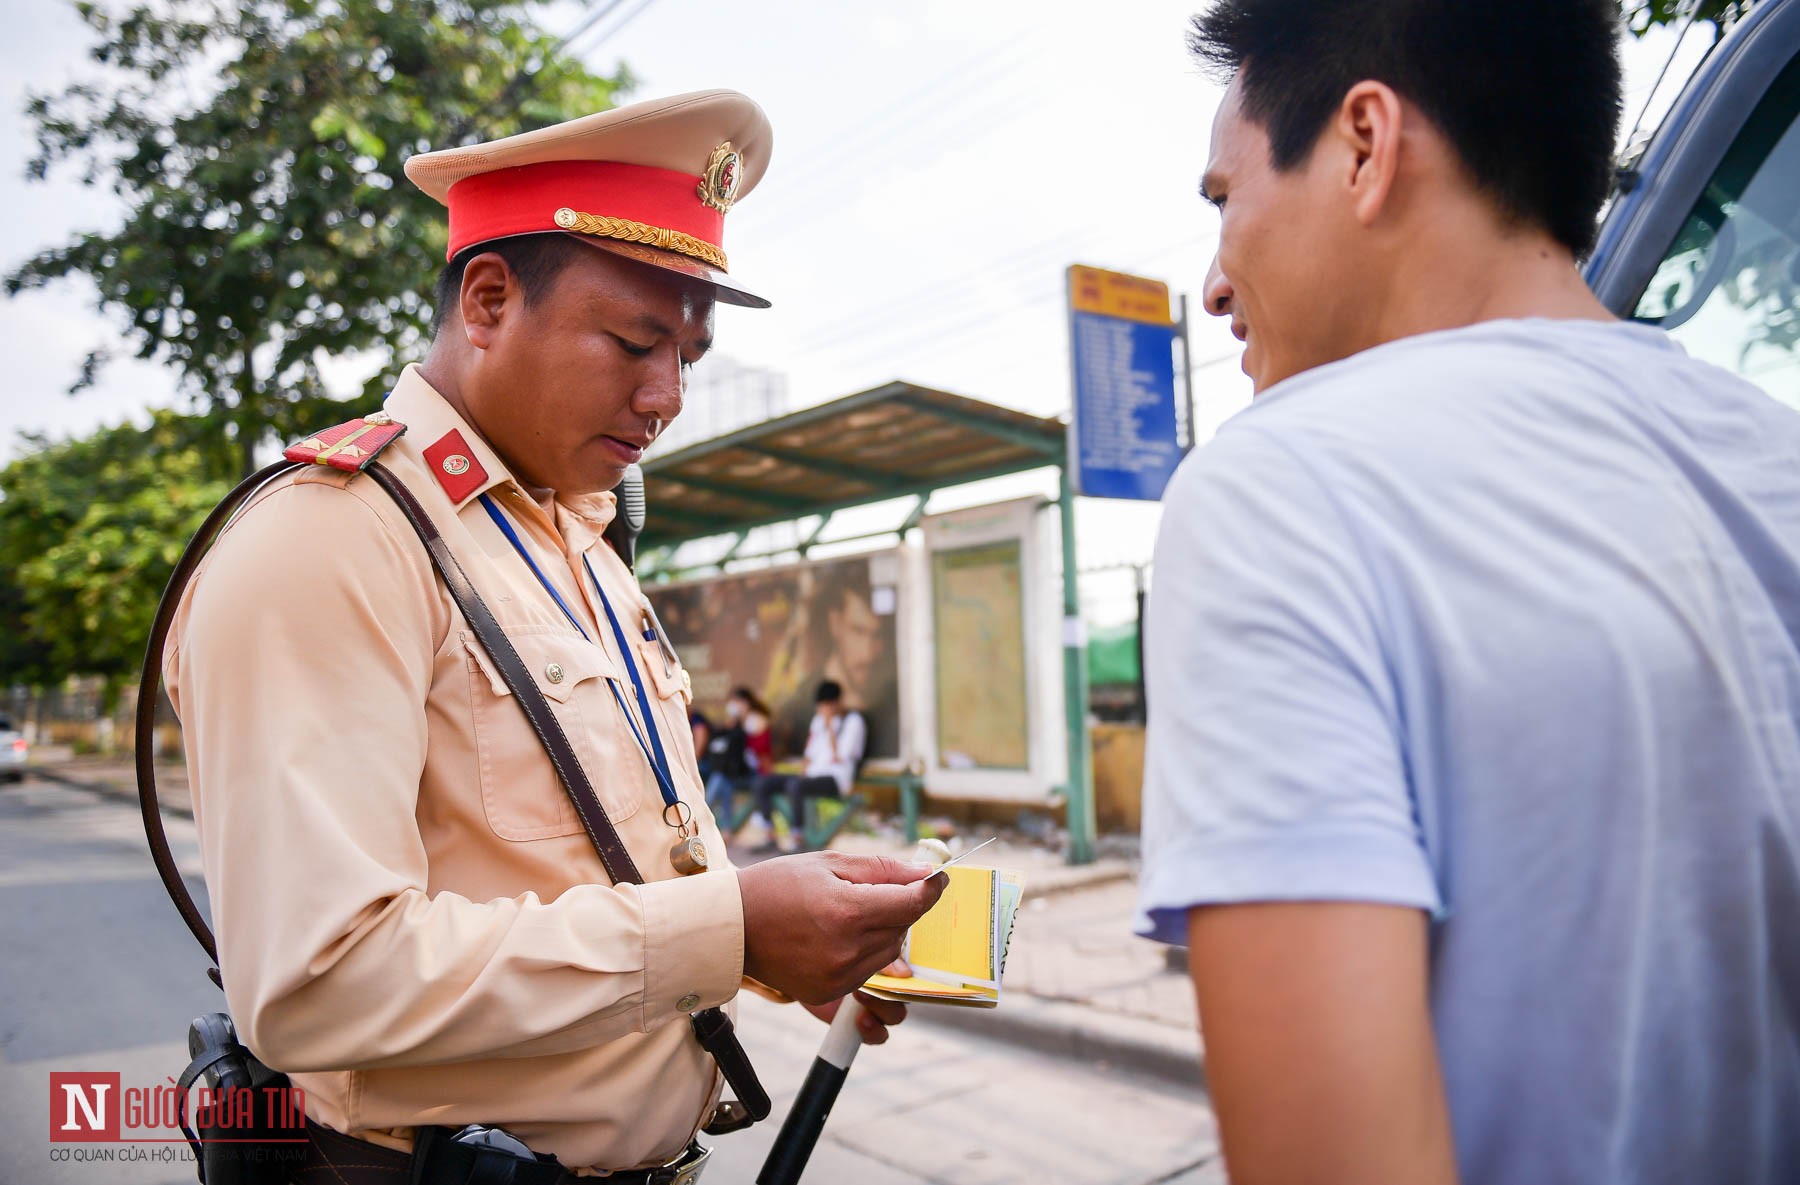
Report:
930,540,1030,770
650,554,900,759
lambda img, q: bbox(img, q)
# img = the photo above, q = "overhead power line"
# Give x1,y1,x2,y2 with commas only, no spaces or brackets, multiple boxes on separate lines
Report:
446,0,639,146
814,230,1218,375
565,0,662,57
793,228,1217,370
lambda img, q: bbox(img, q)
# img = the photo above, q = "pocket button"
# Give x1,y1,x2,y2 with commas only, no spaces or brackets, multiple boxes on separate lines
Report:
545,662,565,684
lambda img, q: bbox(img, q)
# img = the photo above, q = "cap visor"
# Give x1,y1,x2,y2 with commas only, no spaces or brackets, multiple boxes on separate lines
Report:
560,232,771,309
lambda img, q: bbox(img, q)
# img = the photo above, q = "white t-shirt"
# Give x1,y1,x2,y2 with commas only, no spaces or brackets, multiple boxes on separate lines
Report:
802,710,865,795
1136,319,1800,1185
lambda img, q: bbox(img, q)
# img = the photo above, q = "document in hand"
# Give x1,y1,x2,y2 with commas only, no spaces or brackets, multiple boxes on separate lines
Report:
861,865,1025,1007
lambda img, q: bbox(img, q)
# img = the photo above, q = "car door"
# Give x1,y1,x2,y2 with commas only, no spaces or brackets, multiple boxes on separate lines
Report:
1586,0,1800,408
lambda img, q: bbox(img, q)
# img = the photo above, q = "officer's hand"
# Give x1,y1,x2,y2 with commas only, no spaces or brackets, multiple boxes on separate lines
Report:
803,959,912,1045
738,852,946,1005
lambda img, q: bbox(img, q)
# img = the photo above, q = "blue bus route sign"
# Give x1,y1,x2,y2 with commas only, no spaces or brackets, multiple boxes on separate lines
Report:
1066,264,1184,501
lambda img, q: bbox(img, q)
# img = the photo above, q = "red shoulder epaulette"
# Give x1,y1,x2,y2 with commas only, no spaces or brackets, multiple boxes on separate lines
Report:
283,411,407,473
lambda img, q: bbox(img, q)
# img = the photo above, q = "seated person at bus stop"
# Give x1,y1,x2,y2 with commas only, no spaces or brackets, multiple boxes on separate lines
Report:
704,686,772,826
741,681,865,851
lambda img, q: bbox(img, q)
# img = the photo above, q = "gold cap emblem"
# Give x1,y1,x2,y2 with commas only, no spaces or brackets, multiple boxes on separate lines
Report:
697,142,742,214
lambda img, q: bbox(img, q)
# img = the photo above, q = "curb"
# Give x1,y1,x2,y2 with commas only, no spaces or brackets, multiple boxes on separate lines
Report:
30,763,193,817
908,990,1206,1093
1026,860,1136,899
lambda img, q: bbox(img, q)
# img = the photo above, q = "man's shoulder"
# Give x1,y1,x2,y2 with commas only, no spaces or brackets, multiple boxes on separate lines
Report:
1250,319,1601,422
281,411,408,473
220,459,404,549
198,416,437,586
1207,320,1710,486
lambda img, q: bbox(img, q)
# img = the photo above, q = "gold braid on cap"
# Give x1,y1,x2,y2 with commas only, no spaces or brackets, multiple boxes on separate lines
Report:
552,207,727,271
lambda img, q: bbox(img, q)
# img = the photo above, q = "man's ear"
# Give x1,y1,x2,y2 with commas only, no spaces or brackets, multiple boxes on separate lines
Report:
1332,81,1405,228
459,253,515,350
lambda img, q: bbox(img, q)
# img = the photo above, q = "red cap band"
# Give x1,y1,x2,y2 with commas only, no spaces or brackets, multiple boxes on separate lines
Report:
445,160,725,261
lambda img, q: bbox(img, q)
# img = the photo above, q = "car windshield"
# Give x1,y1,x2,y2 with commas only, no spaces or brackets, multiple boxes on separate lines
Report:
1632,50,1800,408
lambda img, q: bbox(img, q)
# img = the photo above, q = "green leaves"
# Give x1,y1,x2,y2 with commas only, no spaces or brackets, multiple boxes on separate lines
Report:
0,413,229,693
1623,0,1760,39
11,0,629,479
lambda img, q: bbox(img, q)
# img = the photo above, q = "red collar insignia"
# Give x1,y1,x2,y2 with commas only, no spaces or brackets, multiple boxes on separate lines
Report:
423,430,490,503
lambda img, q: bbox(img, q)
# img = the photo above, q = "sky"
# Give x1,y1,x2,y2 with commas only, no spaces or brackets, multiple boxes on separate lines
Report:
0,0,1712,621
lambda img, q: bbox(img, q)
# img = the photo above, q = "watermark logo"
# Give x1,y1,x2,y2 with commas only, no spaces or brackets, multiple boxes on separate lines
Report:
49,1073,120,1143
45,1069,306,1150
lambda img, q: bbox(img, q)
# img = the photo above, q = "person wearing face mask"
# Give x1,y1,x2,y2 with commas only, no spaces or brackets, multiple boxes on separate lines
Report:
703,687,768,827
739,682,866,854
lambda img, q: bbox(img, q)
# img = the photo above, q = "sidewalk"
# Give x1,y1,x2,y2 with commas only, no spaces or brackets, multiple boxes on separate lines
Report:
23,753,1204,1090
26,747,192,814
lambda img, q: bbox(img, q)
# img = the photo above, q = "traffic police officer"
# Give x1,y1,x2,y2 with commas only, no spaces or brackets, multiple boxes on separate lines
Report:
164,90,943,1182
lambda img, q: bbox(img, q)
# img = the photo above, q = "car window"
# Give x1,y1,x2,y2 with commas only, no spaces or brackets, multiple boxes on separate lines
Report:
0,716,13,732
1632,51,1800,409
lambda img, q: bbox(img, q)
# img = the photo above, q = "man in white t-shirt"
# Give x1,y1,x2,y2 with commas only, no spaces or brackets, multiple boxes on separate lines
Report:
744,681,866,852
1137,3,1800,1185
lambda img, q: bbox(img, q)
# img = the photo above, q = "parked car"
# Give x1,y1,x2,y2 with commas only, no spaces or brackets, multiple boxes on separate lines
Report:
0,715,27,783
1588,0,1800,405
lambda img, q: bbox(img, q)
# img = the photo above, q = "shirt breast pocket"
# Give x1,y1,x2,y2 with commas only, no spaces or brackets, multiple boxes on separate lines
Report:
461,626,642,839
634,634,697,754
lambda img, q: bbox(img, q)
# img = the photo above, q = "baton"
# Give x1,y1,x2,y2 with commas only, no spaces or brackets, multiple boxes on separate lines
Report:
756,840,952,1185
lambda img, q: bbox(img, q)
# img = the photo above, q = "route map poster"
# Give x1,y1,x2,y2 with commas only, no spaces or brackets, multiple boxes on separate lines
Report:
930,540,1029,770
650,554,900,759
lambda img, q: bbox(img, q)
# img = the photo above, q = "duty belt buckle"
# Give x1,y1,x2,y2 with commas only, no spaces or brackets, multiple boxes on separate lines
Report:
652,1141,710,1185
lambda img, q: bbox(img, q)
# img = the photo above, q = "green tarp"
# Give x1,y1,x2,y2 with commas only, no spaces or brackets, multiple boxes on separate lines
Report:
1086,621,1140,687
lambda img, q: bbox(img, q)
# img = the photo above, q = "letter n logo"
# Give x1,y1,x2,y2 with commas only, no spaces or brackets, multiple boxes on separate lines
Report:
49,1072,120,1142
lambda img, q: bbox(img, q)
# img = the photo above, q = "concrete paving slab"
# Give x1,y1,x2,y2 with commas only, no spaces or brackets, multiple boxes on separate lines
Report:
715,995,1216,1185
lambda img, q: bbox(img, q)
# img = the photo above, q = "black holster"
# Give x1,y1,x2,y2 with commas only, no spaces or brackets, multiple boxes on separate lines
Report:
180,1012,303,1185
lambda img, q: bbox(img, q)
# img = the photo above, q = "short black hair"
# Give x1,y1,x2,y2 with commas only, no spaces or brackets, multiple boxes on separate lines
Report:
815,680,843,705
429,233,585,336
1189,0,1622,256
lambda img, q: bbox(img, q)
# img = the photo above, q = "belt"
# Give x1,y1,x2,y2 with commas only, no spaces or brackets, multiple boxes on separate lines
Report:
296,1121,711,1185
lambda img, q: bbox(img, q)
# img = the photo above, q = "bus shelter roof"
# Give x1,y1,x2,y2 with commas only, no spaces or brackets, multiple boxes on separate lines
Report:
641,380,1067,549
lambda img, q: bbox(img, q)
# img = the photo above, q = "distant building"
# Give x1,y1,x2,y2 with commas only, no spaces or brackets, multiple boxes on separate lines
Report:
653,354,789,456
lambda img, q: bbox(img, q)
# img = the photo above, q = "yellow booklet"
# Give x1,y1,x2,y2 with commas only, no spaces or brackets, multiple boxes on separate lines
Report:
862,865,1026,1008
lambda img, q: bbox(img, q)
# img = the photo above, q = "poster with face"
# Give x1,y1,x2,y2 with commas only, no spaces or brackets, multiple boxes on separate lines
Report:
650,553,900,759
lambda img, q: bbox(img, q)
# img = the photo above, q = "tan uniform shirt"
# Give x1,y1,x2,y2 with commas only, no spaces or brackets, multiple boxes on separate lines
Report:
166,366,744,1173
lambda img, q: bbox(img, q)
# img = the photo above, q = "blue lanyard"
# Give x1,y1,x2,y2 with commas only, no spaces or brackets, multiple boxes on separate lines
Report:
478,494,680,809
581,551,678,793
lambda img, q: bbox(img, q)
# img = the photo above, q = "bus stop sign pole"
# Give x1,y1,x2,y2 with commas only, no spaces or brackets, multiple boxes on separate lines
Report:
1059,460,1096,866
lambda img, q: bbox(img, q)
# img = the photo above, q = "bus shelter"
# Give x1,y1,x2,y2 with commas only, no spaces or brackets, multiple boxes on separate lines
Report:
638,380,1097,864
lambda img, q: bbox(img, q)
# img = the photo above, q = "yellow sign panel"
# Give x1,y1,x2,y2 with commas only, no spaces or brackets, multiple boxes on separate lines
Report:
1067,264,1172,325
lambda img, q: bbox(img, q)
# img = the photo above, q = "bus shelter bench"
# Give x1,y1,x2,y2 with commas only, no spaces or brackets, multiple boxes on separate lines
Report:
714,764,926,850
713,772,870,851
853,764,927,844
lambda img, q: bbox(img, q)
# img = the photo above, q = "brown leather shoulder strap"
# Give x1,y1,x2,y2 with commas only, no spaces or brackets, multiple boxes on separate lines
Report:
137,461,765,1128
134,458,644,980
137,459,303,969
363,464,643,886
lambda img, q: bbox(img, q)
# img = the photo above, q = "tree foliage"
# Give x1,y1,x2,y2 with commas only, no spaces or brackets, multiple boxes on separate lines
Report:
0,414,229,700
1624,0,1760,39
9,0,629,477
